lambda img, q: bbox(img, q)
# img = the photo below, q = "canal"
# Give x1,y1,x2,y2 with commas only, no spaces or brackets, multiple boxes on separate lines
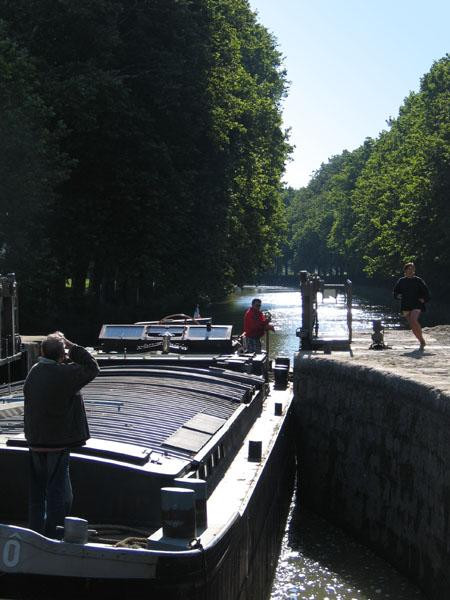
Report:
210,286,425,600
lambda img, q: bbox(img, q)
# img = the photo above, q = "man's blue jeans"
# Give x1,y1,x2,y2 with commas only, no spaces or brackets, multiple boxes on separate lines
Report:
28,449,73,538
246,336,262,353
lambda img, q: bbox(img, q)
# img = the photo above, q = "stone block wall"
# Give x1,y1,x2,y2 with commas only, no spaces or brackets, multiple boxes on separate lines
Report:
294,354,450,599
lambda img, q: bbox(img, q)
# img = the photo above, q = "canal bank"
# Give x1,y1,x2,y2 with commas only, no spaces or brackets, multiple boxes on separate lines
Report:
294,325,450,599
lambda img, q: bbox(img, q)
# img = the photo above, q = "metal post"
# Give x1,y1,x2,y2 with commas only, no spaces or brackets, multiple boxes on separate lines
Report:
1,275,14,358
299,271,322,350
6,337,11,393
299,271,312,350
162,332,172,354
0,287,3,360
10,275,17,355
346,279,353,344
313,282,319,338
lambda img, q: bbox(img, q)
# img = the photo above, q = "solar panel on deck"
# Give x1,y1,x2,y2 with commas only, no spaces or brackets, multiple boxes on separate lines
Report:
102,325,146,338
185,325,232,340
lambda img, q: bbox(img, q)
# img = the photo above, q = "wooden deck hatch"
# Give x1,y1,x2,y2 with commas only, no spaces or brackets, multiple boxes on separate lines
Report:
162,428,212,453
162,412,225,453
183,413,225,434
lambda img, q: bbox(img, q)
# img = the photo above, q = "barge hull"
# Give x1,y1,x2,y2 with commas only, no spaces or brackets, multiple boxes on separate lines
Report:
0,391,294,600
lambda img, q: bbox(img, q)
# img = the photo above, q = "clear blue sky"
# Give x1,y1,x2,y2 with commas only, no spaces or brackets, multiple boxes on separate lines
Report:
248,0,450,188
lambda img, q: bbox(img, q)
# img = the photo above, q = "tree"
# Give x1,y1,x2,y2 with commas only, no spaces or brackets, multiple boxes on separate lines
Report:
0,0,291,329
0,24,68,326
351,56,450,285
286,55,449,294
288,143,371,277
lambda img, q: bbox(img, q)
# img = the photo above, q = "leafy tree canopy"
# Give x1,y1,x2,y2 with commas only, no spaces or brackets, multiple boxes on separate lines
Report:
0,0,290,332
286,55,449,294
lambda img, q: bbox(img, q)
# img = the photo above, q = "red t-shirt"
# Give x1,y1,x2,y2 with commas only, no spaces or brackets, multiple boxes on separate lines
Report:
244,307,269,338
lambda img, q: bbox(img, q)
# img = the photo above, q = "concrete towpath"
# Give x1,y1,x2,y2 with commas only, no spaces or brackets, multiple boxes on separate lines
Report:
301,324,450,396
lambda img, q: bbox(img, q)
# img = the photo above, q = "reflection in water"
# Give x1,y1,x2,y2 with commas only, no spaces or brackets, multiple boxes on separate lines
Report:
210,286,424,600
271,494,425,600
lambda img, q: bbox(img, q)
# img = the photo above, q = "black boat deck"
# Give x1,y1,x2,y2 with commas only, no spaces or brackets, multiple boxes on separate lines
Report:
0,362,267,527
83,366,259,460
1,365,264,461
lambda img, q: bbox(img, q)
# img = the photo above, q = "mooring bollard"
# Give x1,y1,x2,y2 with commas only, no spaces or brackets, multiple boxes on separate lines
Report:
248,440,262,462
275,356,290,368
174,478,208,532
274,365,289,389
274,356,290,389
161,487,196,539
64,517,89,544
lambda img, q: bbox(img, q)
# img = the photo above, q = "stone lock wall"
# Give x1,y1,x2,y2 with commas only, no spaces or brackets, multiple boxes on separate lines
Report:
294,354,450,599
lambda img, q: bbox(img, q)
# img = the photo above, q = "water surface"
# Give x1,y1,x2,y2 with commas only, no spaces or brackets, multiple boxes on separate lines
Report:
210,284,401,359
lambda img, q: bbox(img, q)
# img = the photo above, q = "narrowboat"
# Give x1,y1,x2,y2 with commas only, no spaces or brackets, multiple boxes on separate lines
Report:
0,313,294,598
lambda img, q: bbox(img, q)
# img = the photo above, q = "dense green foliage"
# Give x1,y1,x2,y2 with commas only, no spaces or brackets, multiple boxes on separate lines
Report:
287,55,450,292
0,0,289,332
0,24,70,316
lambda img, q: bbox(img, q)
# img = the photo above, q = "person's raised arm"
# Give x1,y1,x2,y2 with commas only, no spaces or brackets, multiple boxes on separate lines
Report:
63,336,100,388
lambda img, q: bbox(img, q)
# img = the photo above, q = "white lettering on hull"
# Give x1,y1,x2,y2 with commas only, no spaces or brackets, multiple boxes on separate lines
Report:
2,538,21,568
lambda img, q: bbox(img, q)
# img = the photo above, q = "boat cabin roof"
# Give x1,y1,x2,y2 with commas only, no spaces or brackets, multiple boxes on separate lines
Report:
97,323,234,354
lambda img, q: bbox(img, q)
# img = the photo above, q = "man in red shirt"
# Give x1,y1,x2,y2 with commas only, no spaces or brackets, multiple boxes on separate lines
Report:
243,298,274,353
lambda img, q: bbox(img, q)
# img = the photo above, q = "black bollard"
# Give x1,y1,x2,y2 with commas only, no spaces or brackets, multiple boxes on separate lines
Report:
64,517,89,544
248,440,262,462
174,478,208,533
161,487,196,539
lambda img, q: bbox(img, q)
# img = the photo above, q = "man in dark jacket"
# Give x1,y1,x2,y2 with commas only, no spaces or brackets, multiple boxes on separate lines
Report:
24,332,99,538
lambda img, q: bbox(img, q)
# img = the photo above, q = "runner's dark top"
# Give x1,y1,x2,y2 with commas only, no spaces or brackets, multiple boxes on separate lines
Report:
393,276,430,312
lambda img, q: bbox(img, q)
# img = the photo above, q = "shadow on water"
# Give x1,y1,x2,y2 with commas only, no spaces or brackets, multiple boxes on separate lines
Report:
271,490,426,600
